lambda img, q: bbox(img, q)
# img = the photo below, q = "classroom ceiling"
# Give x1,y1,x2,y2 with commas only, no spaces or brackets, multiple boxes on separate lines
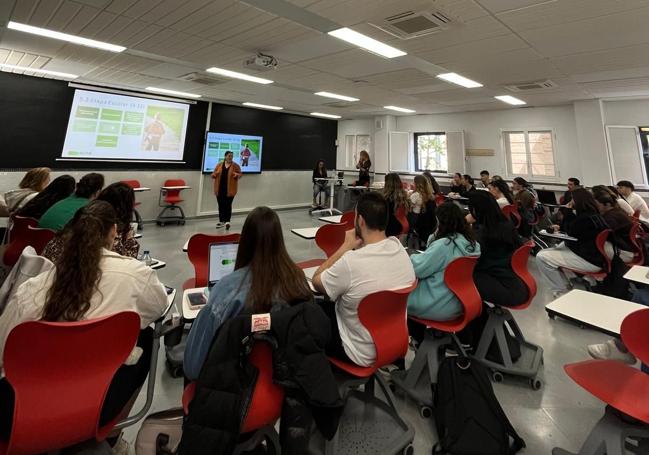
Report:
2,0,649,118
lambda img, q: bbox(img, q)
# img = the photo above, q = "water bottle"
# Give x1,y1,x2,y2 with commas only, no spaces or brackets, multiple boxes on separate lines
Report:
142,250,153,266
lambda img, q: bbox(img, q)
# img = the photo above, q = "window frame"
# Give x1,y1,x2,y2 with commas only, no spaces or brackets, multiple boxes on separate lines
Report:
501,128,559,181
413,131,448,172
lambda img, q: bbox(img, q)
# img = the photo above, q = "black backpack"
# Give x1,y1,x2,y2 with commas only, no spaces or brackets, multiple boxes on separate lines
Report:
433,357,525,455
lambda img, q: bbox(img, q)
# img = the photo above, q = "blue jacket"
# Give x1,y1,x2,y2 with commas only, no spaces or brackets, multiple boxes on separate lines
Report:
407,234,480,321
184,267,251,380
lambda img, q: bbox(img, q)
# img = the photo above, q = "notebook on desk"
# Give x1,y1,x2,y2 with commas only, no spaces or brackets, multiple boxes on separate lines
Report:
208,242,239,288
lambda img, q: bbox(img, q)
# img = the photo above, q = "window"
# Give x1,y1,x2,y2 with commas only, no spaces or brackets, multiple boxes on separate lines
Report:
344,134,371,168
414,132,447,172
503,130,556,179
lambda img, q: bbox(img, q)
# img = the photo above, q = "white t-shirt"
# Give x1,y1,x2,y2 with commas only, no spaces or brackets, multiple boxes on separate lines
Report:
617,198,634,216
0,249,168,371
625,192,649,221
496,196,510,208
320,237,415,367
410,192,423,214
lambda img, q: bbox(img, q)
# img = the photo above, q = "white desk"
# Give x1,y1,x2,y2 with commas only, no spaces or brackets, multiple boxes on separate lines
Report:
162,186,191,190
346,186,370,190
182,287,208,320
319,215,342,224
150,258,165,270
167,289,176,307
133,187,151,192
624,265,649,285
291,227,319,239
134,233,142,239
538,229,578,242
545,289,645,336
542,203,569,209
303,266,319,293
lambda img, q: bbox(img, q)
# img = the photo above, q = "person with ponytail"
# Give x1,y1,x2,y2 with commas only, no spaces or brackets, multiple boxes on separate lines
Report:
0,201,168,436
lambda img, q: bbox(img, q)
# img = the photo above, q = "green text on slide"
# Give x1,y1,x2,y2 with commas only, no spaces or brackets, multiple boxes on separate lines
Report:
96,135,118,148
73,120,97,133
219,142,230,150
122,124,142,135
98,122,120,134
76,106,99,119
101,108,123,122
124,111,144,123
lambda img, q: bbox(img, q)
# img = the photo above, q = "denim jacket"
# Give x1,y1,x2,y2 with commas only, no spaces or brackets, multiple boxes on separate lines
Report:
184,266,251,380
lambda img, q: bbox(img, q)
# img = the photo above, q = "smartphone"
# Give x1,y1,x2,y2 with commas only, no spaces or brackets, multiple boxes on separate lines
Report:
187,292,207,309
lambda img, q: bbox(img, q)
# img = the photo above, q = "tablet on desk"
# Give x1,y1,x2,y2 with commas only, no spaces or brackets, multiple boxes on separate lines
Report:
187,292,207,309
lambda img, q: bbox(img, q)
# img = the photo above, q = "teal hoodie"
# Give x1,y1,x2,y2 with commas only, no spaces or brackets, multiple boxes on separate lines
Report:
407,233,480,321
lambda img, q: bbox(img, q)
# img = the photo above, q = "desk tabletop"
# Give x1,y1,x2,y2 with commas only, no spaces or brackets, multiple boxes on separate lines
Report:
291,227,319,239
150,258,165,270
167,289,176,307
345,186,371,190
162,186,191,190
182,287,208,320
319,215,342,224
542,203,569,208
133,187,151,192
538,229,578,241
624,265,649,285
134,233,142,239
545,289,644,336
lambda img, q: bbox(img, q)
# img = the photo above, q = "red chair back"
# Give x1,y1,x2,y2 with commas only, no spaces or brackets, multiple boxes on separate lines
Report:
629,222,645,266
2,312,140,454
633,210,641,221
182,341,283,434
163,179,185,204
443,256,482,331
121,180,141,189
357,282,417,369
502,204,521,228
340,211,355,227
3,226,55,267
510,242,537,309
315,223,348,257
435,194,446,206
395,206,409,235
596,229,613,273
187,233,241,287
621,308,649,366
6,215,37,243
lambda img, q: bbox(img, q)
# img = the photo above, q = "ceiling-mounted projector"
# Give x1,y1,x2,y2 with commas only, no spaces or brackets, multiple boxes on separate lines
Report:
244,53,278,72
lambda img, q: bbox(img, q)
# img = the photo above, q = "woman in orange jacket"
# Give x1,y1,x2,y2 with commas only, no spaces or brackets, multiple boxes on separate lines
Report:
211,151,242,230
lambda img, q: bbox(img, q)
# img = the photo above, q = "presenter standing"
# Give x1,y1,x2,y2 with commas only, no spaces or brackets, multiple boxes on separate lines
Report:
352,150,372,186
212,151,242,230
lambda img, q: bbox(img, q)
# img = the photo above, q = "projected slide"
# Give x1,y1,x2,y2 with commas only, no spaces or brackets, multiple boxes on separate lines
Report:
61,89,190,161
202,132,263,173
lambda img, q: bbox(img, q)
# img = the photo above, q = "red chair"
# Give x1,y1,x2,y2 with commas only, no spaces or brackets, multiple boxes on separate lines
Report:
435,194,446,206
340,210,355,227
627,222,645,266
326,283,417,453
3,225,55,268
183,233,241,289
561,229,612,284
502,204,522,229
472,242,544,389
156,179,188,226
122,179,143,230
315,222,348,258
1,312,140,455
633,209,641,221
552,309,649,455
182,340,283,454
395,206,409,236
391,257,481,415
5,215,37,244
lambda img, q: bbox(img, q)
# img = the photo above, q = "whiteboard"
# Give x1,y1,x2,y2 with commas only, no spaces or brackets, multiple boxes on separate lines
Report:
389,131,410,172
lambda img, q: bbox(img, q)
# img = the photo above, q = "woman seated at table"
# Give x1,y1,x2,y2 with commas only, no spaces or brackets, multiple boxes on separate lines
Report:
383,173,410,237
536,188,610,298
14,175,76,220
312,159,330,207
407,202,480,342
0,201,168,438
488,179,514,209
449,173,463,194
43,182,140,263
183,206,312,380
592,185,635,263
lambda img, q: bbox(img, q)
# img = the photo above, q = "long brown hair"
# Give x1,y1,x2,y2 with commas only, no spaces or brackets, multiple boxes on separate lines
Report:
413,175,433,209
572,188,599,215
19,167,50,191
383,173,410,211
235,207,312,312
42,201,117,322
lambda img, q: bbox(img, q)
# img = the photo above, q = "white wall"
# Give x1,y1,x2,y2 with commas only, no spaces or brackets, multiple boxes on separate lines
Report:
603,99,649,125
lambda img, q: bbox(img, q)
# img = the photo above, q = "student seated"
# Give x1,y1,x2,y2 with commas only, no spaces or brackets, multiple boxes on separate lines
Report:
383,173,410,237
0,201,168,439
312,192,415,367
43,182,140,262
14,175,76,220
407,202,480,326
184,206,312,380
408,175,437,245
1,167,51,216
512,176,538,199
479,170,490,188
460,174,476,196
616,180,649,221
514,189,536,238
312,159,330,207
449,173,464,194
423,170,441,195
467,191,528,307
488,179,514,209
592,186,634,263
38,173,104,231
607,185,634,216
536,189,610,297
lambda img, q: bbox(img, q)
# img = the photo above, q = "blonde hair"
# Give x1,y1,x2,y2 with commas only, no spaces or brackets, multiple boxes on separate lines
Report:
359,150,370,161
413,175,433,209
19,167,50,191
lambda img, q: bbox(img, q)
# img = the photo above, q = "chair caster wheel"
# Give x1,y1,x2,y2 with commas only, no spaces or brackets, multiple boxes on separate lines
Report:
530,378,543,390
402,444,414,455
420,406,433,419
166,361,183,378
492,371,504,383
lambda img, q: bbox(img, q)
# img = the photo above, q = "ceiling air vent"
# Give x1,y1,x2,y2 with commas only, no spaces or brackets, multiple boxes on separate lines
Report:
324,101,354,109
505,80,558,92
370,10,454,39
177,72,227,86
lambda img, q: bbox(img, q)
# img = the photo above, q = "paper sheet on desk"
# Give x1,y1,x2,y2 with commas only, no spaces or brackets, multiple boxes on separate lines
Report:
303,266,319,293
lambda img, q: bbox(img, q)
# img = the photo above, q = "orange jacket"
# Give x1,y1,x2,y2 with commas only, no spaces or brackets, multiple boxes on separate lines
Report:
212,162,242,197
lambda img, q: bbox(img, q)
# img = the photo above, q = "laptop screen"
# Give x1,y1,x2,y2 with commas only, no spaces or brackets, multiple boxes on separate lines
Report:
536,189,558,205
208,242,239,285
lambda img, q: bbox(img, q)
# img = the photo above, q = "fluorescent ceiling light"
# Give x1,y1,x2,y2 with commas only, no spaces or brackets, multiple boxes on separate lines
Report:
495,95,526,106
384,105,416,113
145,87,201,99
328,27,406,59
436,72,483,88
0,63,78,79
206,67,273,84
243,102,283,110
315,91,359,102
7,21,125,53
310,112,342,119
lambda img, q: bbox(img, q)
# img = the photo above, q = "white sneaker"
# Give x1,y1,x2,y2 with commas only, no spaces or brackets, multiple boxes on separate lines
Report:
587,339,636,364
216,222,224,228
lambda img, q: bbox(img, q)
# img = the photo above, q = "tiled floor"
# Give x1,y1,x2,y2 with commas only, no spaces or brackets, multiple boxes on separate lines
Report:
122,208,612,454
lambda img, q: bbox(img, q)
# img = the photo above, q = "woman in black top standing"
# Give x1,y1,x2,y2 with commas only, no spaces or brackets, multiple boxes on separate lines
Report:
353,150,371,187
312,159,330,207
536,188,609,297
